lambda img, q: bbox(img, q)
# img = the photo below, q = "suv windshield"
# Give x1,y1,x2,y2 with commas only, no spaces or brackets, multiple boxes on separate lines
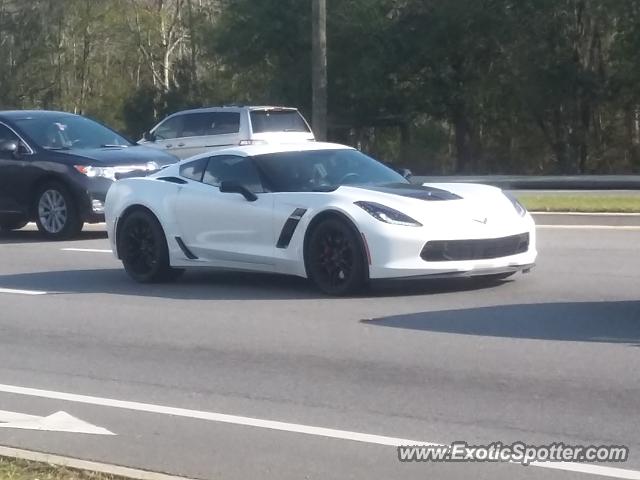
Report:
254,149,407,192
250,110,310,133
14,115,132,150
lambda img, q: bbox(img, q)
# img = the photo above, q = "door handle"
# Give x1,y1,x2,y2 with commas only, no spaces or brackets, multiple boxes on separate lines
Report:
165,144,173,148
177,143,185,147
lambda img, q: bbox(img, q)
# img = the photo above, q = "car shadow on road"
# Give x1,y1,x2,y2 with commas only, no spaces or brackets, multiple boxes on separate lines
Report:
0,229,107,244
0,268,511,301
362,301,640,344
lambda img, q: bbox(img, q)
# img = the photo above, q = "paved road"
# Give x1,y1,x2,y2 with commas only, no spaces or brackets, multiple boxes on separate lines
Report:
0,224,638,480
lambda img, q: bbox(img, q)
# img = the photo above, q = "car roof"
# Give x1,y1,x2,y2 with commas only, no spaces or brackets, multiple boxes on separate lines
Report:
167,106,299,116
185,142,355,161
0,110,80,121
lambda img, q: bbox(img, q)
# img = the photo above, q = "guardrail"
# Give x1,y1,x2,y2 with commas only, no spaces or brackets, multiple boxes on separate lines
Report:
411,175,640,190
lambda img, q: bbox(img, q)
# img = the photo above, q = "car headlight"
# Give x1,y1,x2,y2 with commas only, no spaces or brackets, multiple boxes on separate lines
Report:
74,163,160,181
74,165,118,181
146,161,159,171
504,192,527,217
355,201,422,227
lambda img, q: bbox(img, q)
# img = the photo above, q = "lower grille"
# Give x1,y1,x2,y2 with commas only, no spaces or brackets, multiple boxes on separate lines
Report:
421,233,529,262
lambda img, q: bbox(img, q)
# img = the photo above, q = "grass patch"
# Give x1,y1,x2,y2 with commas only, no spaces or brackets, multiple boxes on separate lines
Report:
0,457,125,480
516,194,640,213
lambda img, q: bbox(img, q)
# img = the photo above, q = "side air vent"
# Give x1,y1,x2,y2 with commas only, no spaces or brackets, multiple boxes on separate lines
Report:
158,177,187,185
175,236,198,259
276,208,307,249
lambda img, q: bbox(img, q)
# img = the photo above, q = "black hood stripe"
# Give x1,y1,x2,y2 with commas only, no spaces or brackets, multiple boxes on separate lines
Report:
350,183,461,201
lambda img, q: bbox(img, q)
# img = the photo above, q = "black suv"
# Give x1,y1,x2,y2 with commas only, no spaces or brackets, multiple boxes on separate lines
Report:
0,111,177,239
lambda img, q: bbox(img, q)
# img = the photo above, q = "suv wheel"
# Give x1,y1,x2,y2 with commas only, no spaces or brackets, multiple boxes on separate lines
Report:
34,182,83,240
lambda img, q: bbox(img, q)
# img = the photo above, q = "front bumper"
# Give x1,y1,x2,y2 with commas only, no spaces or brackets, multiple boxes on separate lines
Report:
379,263,535,281
75,168,161,224
363,216,538,280
78,176,112,223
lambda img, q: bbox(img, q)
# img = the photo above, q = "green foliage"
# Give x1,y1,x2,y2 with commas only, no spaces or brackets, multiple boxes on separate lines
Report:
0,0,639,173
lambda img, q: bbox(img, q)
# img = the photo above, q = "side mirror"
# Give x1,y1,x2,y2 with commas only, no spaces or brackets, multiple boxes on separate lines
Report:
0,141,20,158
142,131,156,142
220,181,258,202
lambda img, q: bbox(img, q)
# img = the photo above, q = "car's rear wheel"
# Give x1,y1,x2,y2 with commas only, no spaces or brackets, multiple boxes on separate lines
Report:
0,220,28,232
118,210,183,283
305,217,367,296
34,182,83,240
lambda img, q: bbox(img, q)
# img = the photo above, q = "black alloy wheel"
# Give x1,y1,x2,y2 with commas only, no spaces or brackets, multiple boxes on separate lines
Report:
306,218,367,296
118,210,183,283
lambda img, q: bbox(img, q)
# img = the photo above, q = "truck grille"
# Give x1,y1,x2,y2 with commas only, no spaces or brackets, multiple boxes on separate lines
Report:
421,233,529,262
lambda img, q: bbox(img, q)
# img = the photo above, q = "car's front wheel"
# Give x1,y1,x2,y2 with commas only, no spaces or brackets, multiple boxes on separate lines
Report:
118,210,183,283
34,182,83,240
305,217,367,296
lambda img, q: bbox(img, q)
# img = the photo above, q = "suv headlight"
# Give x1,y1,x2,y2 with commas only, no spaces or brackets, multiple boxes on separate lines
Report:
504,192,527,217
355,201,422,227
74,165,118,181
74,163,160,181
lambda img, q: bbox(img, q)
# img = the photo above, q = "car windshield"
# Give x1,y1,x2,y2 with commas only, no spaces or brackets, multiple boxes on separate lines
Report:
250,110,310,133
14,115,132,150
254,149,407,192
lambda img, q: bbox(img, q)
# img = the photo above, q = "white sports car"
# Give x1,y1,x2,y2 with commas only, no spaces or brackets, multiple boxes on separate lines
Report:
105,142,536,295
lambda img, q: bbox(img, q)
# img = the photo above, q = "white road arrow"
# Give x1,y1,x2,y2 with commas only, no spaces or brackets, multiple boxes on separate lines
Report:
0,410,115,435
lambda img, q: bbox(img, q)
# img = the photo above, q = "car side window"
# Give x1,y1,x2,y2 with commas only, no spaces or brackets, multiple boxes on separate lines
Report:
154,115,183,140
182,112,241,137
203,155,264,193
0,124,21,158
179,158,208,182
0,124,20,144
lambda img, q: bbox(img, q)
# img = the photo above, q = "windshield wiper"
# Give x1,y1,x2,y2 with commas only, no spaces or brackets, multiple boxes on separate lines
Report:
44,146,71,151
100,144,128,148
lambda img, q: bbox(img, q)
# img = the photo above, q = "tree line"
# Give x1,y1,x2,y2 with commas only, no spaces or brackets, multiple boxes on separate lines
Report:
1,0,639,174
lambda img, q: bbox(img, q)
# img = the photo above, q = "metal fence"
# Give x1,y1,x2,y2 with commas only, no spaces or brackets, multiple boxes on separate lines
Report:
412,175,640,190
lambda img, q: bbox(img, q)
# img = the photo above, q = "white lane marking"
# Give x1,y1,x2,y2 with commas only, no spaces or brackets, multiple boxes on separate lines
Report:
534,462,640,480
62,248,112,253
0,409,114,435
0,384,638,479
0,383,424,447
537,225,640,230
0,288,47,296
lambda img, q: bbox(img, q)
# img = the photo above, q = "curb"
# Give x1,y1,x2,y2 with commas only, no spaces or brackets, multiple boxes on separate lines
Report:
0,446,199,480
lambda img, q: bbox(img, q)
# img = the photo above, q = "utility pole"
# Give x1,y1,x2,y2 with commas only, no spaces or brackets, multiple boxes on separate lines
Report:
312,0,327,141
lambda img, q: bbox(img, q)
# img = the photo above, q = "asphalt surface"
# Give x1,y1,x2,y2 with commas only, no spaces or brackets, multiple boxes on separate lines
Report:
0,222,638,480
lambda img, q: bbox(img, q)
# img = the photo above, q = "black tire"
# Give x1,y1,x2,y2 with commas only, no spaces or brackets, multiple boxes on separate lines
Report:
117,210,183,283
0,220,28,232
305,217,367,296
34,181,83,240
